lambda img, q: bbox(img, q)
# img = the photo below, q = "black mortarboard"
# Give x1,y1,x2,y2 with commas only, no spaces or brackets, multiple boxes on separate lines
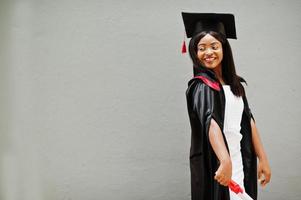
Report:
182,12,237,39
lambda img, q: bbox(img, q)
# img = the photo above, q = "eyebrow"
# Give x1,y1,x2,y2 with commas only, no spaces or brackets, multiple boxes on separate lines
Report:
198,42,220,46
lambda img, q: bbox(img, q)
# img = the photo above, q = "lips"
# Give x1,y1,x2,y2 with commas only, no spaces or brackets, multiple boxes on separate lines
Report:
204,57,216,62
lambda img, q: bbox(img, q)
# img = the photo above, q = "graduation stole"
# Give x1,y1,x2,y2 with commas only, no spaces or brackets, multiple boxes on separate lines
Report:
194,75,221,91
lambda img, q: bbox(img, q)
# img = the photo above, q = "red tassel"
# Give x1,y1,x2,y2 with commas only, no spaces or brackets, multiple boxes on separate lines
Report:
181,40,187,54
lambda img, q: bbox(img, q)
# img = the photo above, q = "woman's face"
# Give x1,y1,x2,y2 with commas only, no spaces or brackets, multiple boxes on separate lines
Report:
197,34,223,70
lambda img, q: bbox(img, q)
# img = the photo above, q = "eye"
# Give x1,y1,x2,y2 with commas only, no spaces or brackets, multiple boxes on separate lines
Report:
212,45,219,50
198,46,205,51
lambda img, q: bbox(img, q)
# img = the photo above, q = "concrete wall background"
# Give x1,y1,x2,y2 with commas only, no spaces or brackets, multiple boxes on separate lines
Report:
0,0,300,199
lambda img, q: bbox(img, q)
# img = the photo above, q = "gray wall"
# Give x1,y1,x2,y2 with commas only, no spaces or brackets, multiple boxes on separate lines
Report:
0,0,300,199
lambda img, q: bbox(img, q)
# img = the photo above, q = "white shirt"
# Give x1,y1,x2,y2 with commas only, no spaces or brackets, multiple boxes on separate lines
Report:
222,85,245,200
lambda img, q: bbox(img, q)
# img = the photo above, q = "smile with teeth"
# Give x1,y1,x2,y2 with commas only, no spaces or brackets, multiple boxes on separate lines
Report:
204,57,216,62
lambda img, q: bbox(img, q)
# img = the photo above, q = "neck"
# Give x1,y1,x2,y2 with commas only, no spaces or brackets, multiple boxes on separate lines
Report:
212,64,225,84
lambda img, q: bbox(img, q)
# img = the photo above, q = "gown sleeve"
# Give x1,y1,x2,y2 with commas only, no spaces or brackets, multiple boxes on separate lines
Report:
186,79,221,139
241,84,256,122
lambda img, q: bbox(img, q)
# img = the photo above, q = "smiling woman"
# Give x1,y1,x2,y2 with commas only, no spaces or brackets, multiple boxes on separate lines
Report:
183,12,271,200
188,29,244,96
197,34,223,70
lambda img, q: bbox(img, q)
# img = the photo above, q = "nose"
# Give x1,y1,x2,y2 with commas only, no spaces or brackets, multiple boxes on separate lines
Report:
205,48,213,56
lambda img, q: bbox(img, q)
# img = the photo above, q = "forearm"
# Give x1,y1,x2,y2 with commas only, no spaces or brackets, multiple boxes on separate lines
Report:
250,118,268,161
209,119,231,163
251,118,271,185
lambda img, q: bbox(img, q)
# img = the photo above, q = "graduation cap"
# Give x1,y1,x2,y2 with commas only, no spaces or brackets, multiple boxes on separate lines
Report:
181,12,237,53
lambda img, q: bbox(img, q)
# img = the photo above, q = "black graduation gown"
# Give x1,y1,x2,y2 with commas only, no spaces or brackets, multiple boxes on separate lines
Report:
186,70,258,200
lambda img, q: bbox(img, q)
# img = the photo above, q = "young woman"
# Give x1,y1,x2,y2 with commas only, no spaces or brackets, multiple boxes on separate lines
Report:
183,13,271,200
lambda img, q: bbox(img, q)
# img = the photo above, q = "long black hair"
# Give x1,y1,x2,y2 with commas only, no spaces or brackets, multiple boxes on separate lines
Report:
188,31,245,97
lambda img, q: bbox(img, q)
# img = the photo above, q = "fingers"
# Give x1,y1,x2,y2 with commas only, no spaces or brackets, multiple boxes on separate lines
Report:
258,165,271,187
261,171,271,187
214,173,230,186
258,172,271,187
265,171,271,183
258,177,265,187
258,170,264,186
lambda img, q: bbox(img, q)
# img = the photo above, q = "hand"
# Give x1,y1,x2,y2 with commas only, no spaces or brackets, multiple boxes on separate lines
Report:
257,158,271,187
214,159,232,186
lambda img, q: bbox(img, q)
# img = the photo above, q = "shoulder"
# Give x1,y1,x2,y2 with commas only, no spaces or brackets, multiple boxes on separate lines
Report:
187,74,221,92
186,78,205,97
185,76,217,105
186,77,211,97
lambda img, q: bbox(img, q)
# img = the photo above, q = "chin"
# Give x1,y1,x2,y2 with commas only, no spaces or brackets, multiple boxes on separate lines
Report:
203,65,218,69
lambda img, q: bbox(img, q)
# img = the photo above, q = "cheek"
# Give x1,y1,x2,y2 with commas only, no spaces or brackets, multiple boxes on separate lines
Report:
197,51,204,61
217,51,223,61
